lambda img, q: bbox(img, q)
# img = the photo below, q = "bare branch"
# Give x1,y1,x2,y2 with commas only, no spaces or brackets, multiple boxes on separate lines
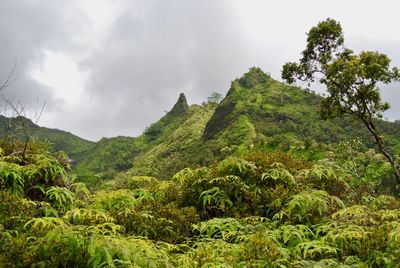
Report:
0,59,18,91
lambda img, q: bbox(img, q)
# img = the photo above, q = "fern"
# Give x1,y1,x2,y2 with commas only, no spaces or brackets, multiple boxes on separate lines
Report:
299,164,350,197
36,201,59,217
91,189,139,213
87,236,173,267
274,224,313,246
131,188,154,203
24,217,66,232
172,167,210,185
63,208,116,225
85,222,125,236
193,218,245,242
72,182,91,200
385,221,400,246
322,223,373,256
277,190,345,224
199,187,233,212
0,162,24,194
31,228,88,267
216,157,257,178
376,209,400,222
126,176,158,189
361,194,398,210
331,205,377,225
261,162,296,188
45,186,76,207
294,240,339,259
290,258,341,267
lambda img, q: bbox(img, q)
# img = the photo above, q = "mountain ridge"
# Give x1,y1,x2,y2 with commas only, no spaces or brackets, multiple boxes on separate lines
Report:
0,115,94,156
2,67,400,183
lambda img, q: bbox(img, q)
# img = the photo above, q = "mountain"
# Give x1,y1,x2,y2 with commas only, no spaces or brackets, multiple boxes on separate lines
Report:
203,67,400,152
128,68,398,177
3,67,399,182
0,115,94,156
73,91,215,180
75,67,400,181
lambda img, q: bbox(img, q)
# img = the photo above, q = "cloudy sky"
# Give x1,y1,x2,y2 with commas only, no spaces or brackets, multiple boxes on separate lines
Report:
0,0,399,141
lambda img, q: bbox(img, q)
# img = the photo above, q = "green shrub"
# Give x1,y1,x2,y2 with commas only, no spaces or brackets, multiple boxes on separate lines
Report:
331,205,374,226
261,162,296,188
274,224,314,247
63,208,116,225
213,157,257,180
299,163,350,198
322,223,373,257
275,190,345,224
242,151,311,174
294,240,339,260
192,218,245,242
0,191,37,229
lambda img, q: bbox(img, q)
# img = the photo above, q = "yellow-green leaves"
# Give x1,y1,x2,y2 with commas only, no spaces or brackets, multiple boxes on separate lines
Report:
24,217,66,233
45,186,76,208
276,190,345,224
294,240,339,260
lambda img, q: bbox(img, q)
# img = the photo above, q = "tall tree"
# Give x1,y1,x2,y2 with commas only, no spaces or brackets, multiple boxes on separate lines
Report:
207,92,223,104
282,18,400,184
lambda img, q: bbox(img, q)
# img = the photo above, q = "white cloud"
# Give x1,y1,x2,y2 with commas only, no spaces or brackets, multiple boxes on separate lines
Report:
30,50,88,106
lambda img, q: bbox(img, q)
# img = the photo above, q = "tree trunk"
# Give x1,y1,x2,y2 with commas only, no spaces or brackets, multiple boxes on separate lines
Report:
362,119,400,185
21,136,30,163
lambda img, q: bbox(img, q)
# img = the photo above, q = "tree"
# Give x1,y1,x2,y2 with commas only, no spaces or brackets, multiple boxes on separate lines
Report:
0,64,45,161
281,18,400,184
207,92,223,104
2,99,45,161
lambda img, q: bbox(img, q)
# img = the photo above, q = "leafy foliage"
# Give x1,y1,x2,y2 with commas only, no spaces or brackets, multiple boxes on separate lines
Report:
2,54,400,266
282,17,400,183
275,190,345,224
299,163,350,197
2,136,400,267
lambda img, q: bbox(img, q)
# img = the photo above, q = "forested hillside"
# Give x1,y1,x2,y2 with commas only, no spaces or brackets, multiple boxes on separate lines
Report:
73,67,400,182
2,67,400,187
0,115,94,157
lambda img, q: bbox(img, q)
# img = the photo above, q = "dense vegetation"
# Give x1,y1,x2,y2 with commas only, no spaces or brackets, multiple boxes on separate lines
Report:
1,135,400,267
1,23,400,265
70,67,400,184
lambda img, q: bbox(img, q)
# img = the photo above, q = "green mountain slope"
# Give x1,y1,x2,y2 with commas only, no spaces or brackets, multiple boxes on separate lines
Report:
123,67,400,179
0,115,94,156
73,136,139,178
205,67,400,151
126,102,216,178
73,92,214,180
8,68,398,182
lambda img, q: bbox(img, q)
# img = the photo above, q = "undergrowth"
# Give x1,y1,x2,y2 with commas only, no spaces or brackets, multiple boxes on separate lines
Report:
1,139,400,267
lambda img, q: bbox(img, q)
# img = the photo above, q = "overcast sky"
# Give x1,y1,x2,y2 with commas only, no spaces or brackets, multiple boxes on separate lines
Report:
0,0,399,141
